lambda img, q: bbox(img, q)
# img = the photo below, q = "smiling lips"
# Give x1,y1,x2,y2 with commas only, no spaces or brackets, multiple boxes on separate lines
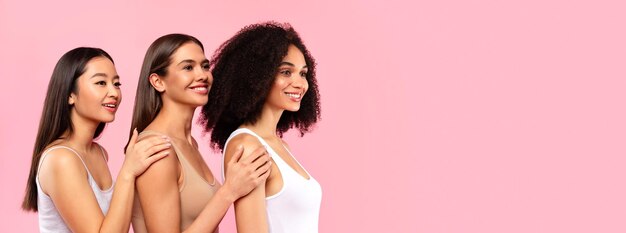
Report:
190,85,209,95
102,102,117,113
285,92,303,101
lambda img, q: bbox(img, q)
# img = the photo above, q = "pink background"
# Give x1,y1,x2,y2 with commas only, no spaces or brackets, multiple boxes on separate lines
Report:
1,0,626,232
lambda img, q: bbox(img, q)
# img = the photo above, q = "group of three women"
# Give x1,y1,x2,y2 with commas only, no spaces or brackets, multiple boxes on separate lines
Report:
22,22,322,233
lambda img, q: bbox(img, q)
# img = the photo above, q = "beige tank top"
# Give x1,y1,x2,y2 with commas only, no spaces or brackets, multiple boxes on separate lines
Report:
132,131,221,232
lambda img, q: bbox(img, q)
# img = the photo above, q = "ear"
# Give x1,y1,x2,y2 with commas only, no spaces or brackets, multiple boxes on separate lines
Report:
68,92,76,105
149,73,166,93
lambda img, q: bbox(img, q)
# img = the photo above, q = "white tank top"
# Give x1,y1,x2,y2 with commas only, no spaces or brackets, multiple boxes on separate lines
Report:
223,128,322,233
36,145,114,233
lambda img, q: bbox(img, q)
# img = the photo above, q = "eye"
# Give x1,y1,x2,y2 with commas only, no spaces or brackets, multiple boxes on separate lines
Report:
114,82,122,88
202,63,210,71
95,81,106,86
183,65,193,71
280,70,292,76
300,71,308,78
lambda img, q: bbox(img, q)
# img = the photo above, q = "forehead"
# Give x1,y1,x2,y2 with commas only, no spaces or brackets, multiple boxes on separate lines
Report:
281,45,306,66
171,42,206,63
83,57,117,76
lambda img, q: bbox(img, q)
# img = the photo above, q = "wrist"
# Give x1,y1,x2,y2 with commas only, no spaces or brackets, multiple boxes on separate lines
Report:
218,182,238,203
118,169,136,182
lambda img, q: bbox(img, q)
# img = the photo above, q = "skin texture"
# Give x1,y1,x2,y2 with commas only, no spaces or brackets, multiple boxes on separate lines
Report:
134,42,271,233
224,45,311,233
38,57,171,233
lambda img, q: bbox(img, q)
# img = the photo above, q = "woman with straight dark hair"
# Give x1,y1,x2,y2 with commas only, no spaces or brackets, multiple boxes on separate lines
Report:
200,22,322,233
128,34,271,233
22,47,171,233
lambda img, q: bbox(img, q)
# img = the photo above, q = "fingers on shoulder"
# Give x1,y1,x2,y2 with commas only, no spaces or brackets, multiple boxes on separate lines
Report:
137,146,178,181
225,134,263,162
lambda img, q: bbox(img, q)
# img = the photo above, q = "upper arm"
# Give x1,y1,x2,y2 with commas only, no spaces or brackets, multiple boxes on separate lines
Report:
224,135,269,233
39,149,105,233
135,146,181,233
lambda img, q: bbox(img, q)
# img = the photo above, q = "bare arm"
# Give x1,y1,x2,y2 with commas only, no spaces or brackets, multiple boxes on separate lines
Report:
224,135,271,233
185,144,271,232
40,130,170,233
137,136,271,233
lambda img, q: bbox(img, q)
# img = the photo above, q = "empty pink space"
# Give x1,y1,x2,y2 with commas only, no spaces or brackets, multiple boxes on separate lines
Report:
1,0,625,232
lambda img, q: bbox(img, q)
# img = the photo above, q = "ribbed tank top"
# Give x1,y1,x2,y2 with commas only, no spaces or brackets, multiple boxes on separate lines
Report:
36,145,113,233
223,128,322,233
132,131,221,233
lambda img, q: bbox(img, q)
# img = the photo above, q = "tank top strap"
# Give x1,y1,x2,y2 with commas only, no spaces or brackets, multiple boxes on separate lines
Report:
38,146,88,174
227,128,271,148
140,130,214,189
138,130,164,140
222,128,293,181
93,142,107,162
138,130,188,163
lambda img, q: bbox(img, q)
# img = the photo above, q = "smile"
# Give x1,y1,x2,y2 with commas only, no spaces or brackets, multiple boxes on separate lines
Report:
285,92,303,100
190,85,209,94
102,103,117,112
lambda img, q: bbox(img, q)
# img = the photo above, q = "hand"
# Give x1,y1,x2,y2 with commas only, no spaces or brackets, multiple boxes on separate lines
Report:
121,129,171,178
223,145,271,199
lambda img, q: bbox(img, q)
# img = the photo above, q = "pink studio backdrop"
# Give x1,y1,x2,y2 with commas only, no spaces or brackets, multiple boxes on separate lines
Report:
1,0,626,232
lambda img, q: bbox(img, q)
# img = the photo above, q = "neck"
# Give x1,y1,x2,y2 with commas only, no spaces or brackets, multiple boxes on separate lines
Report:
242,104,284,139
151,98,196,141
64,110,99,152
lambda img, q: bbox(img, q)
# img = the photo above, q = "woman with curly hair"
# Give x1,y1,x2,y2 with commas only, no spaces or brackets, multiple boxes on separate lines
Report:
200,22,322,233
127,34,271,233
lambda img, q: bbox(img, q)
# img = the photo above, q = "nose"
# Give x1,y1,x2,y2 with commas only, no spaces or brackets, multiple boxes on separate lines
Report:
108,83,120,99
292,76,308,89
196,66,210,83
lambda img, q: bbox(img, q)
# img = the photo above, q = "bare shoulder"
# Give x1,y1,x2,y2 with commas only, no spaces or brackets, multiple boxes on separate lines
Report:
38,147,88,193
138,144,178,179
39,147,86,174
224,133,264,162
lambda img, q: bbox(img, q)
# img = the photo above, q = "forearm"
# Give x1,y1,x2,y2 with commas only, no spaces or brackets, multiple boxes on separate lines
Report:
99,172,135,233
183,184,237,233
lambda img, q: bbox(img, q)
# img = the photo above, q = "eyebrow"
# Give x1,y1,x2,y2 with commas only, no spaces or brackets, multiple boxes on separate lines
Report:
279,62,307,69
90,73,120,79
177,59,209,66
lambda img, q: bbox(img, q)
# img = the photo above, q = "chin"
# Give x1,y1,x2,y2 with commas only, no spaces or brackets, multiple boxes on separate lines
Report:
286,106,301,112
101,118,115,123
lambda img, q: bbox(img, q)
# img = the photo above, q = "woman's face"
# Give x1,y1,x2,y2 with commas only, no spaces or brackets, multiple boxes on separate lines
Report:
161,42,212,107
69,56,121,123
266,44,309,112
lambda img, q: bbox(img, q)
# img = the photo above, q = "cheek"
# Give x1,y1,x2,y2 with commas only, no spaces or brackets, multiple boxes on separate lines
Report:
303,81,309,94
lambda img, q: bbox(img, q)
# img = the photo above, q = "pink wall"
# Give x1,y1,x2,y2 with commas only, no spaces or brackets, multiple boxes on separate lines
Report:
2,0,626,232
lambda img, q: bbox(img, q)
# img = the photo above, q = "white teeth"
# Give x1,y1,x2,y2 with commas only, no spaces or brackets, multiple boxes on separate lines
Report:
192,87,207,90
103,104,116,108
286,93,301,98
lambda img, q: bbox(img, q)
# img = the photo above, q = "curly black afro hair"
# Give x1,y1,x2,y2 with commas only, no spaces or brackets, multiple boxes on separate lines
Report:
199,22,321,151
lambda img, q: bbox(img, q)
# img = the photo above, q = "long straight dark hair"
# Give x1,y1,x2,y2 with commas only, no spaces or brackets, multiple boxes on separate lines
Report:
22,47,114,211
125,34,204,150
